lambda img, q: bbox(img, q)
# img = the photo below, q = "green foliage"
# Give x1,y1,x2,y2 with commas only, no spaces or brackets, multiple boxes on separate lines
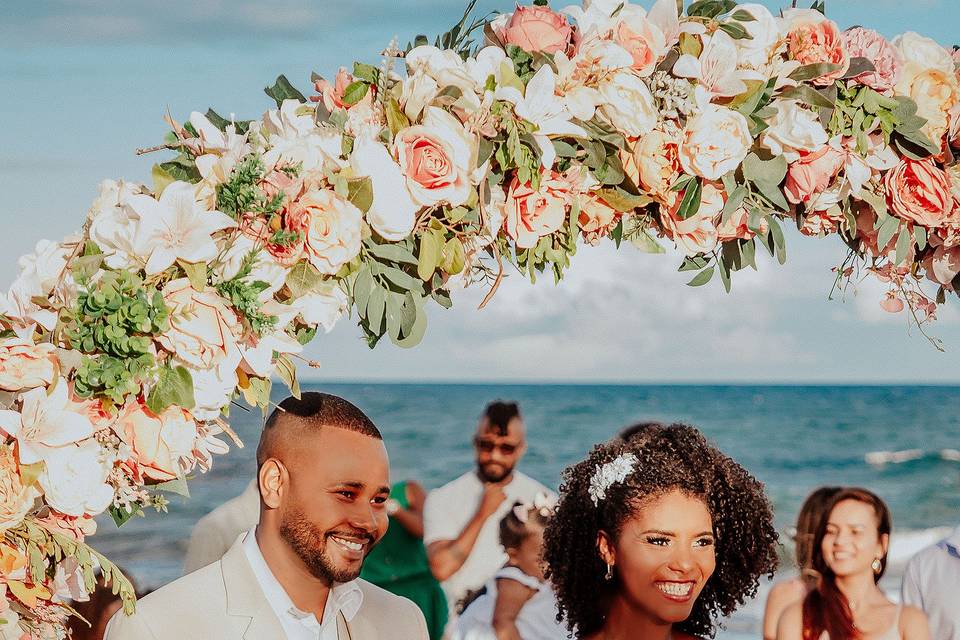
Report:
216,154,290,220
146,364,195,414
215,250,278,336
264,75,307,108
73,354,154,406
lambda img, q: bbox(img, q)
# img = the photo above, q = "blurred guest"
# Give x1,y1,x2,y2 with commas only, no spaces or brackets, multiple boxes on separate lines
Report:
183,478,259,574
776,488,929,640
67,571,138,640
902,523,960,640
762,486,841,640
455,495,566,640
361,480,448,640
424,401,554,618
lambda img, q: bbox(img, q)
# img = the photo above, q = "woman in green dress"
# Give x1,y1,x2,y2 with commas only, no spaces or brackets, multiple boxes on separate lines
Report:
361,480,448,640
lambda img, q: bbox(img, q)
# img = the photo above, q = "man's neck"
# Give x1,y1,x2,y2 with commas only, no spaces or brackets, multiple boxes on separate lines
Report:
255,525,332,619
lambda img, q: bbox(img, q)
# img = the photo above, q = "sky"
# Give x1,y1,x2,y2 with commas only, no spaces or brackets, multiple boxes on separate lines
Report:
1,0,958,384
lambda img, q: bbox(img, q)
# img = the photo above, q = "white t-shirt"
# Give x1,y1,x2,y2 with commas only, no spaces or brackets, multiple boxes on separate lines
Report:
423,471,554,610
902,525,960,640
454,566,568,640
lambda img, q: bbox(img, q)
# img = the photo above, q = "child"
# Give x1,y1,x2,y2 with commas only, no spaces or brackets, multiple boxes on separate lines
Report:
454,494,566,640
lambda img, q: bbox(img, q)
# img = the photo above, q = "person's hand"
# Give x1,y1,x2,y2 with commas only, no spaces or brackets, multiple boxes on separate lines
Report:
478,483,507,519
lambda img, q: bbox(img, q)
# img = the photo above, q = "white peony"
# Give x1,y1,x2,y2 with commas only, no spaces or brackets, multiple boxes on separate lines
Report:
599,71,658,137
37,438,113,517
679,106,752,181
893,31,955,94
760,100,829,163
293,285,350,332
262,99,344,175
734,3,784,69
350,135,419,241
401,71,441,122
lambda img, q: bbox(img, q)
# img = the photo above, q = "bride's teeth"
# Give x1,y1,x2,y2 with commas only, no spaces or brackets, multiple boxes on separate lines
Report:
657,582,692,597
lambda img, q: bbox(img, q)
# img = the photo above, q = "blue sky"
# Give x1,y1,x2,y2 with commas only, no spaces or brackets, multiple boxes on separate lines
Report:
1,0,957,383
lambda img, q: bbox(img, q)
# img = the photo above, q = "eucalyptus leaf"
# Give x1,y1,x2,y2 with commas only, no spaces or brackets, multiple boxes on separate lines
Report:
894,226,911,265
418,233,441,281
687,266,715,287
341,81,370,107
631,231,666,254
347,177,374,214
366,286,387,335
264,75,307,108
146,365,195,414
788,62,841,83
275,354,301,399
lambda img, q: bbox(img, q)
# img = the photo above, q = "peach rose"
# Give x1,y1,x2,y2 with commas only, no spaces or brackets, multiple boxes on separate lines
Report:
679,106,752,181
0,338,56,392
292,188,363,275
394,107,474,208
116,400,198,482
785,145,846,206
578,196,620,246
504,171,572,249
614,16,666,77
158,279,242,369
312,67,372,112
799,207,844,236
907,69,958,144
786,14,849,86
622,128,682,203
717,207,767,242
885,158,955,228
239,213,307,267
0,445,36,533
660,183,724,256
493,5,575,55
842,27,901,93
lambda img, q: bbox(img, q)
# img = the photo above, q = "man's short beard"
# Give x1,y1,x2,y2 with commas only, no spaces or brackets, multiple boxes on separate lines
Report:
478,462,513,483
279,506,366,584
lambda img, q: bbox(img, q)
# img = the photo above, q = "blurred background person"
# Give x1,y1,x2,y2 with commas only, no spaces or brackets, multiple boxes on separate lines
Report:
763,486,841,640
902,522,960,640
67,570,140,640
183,479,259,574
360,479,448,640
776,488,929,640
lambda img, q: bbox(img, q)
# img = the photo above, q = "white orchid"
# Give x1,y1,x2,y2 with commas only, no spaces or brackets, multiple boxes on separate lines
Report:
129,181,236,275
674,30,753,100
554,52,604,121
496,64,588,168
89,179,142,271
189,112,250,187
0,381,95,465
262,99,344,174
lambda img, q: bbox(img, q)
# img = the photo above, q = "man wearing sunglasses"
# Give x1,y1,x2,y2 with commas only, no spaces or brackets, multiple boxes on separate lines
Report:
422,401,555,620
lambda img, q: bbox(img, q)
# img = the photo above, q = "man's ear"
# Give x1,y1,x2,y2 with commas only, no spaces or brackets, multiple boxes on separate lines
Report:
597,529,616,567
258,458,286,510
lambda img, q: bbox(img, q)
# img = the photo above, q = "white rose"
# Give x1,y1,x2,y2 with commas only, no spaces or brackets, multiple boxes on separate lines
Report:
185,347,242,422
157,279,242,369
262,99,344,175
575,39,635,72
893,31,955,93
760,100,828,163
37,439,113,517
350,135,419,241
734,3,784,69
679,106,752,181
89,179,142,270
293,189,363,275
401,71,440,122
294,285,350,332
599,71,657,137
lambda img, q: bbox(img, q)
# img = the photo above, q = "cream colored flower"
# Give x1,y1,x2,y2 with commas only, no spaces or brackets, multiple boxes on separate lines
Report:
907,69,958,143
350,136,419,242
291,188,363,274
262,99,344,175
893,31,955,95
0,338,56,392
37,438,113,517
116,400,198,482
599,71,658,137
157,279,242,369
0,382,95,466
679,106,751,180
0,445,37,532
760,100,829,163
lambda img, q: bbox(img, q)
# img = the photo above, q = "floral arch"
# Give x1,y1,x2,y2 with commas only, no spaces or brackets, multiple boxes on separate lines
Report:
1,0,959,635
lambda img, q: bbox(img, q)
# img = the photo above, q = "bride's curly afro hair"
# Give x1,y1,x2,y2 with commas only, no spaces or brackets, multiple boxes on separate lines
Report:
542,423,778,639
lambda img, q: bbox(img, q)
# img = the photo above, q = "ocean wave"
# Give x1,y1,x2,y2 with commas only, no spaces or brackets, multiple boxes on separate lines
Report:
865,449,960,466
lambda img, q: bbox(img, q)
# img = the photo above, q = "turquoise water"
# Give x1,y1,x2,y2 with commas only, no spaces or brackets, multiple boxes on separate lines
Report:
94,383,960,637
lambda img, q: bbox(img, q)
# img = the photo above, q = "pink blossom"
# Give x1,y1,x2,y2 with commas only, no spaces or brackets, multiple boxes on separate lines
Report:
311,67,372,112
503,171,573,249
885,158,954,228
842,27,901,93
785,146,846,206
787,17,849,86
494,5,576,55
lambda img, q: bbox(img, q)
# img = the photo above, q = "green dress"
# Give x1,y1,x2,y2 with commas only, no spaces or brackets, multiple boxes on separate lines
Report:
361,481,448,640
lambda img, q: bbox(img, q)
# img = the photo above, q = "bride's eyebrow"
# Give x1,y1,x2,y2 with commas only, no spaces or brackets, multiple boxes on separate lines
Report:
639,529,675,536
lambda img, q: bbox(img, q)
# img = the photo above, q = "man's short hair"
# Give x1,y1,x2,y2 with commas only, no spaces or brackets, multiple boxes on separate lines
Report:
482,401,521,436
257,392,382,466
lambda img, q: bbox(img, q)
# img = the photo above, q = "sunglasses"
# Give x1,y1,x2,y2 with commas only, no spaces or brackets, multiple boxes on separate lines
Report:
474,437,519,455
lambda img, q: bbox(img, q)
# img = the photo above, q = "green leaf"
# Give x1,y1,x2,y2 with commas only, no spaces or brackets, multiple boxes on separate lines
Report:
70,254,104,285
742,153,787,186
178,259,208,291
754,180,789,211
264,75,307,108
687,266,715,287
417,233,441,282
676,178,703,220
240,376,272,413
842,57,877,79
788,62,841,83
721,185,748,225
598,187,652,212
718,21,752,40
768,216,787,264
146,365,195,414
286,261,324,297
341,81,370,107
440,237,466,275
153,476,190,498
718,255,732,292
876,215,900,251
630,230,666,254
385,292,404,341
366,285,387,335
679,255,710,272
352,62,379,84
151,163,176,197
779,85,835,109
353,266,374,313
365,240,418,265
913,225,927,252
730,9,757,21
380,265,423,292
109,505,141,528
894,226,912,265
347,177,374,214
386,98,411,138
394,292,429,348
275,354,300,399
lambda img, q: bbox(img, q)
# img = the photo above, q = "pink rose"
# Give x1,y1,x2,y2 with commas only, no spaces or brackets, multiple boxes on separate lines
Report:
504,171,572,249
578,196,620,246
614,18,665,77
660,183,723,256
116,400,198,482
494,5,575,55
842,27,901,93
239,214,307,267
311,67,372,112
394,107,474,208
785,145,846,206
885,158,955,228
717,208,767,242
787,17,849,86
0,338,56,392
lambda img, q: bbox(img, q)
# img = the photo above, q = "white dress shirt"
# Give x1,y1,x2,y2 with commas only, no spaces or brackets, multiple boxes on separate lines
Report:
243,528,363,640
902,525,960,640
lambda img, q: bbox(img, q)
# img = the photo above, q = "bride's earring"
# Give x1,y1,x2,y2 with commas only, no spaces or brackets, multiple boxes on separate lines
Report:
605,563,614,580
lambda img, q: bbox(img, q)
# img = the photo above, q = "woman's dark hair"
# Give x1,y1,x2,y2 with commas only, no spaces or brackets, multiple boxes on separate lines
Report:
500,501,552,551
802,487,891,640
794,486,841,583
542,423,778,639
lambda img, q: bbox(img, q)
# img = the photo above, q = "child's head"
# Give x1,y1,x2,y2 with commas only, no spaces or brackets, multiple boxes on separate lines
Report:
499,493,555,581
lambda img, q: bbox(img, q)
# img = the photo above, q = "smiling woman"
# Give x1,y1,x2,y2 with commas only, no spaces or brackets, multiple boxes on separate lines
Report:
542,423,779,640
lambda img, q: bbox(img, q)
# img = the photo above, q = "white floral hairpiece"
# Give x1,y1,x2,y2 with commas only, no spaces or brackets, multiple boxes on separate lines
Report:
588,453,638,506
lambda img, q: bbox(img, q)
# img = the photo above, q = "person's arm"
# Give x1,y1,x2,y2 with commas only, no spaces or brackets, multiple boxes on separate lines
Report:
776,602,804,640
901,558,924,608
763,581,804,640
390,481,426,538
900,605,931,640
427,483,507,582
490,578,537,640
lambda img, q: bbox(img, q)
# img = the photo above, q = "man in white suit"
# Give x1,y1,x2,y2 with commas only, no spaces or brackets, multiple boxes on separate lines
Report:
106,392,429,639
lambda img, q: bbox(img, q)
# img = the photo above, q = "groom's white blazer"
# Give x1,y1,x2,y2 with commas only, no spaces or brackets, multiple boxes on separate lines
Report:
105,533,429,639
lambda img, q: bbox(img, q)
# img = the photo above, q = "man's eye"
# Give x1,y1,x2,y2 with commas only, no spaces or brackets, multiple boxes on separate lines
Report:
338,491,355,499
372,497,388,505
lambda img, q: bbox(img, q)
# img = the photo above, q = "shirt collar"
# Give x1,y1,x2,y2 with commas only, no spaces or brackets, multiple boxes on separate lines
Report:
242,528,364,626
942,525,960,553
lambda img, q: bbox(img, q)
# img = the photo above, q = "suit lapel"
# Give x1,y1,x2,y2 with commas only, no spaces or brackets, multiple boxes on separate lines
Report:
219,533,286,639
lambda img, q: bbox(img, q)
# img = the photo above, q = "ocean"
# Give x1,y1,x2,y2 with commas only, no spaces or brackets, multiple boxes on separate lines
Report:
93,383,960,638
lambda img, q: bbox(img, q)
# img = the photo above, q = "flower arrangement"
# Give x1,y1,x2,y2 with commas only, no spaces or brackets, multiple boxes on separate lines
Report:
1,0,959,635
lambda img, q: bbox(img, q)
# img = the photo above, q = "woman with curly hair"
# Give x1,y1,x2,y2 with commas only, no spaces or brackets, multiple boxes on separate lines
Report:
776,488,929,640
542,423,779,640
